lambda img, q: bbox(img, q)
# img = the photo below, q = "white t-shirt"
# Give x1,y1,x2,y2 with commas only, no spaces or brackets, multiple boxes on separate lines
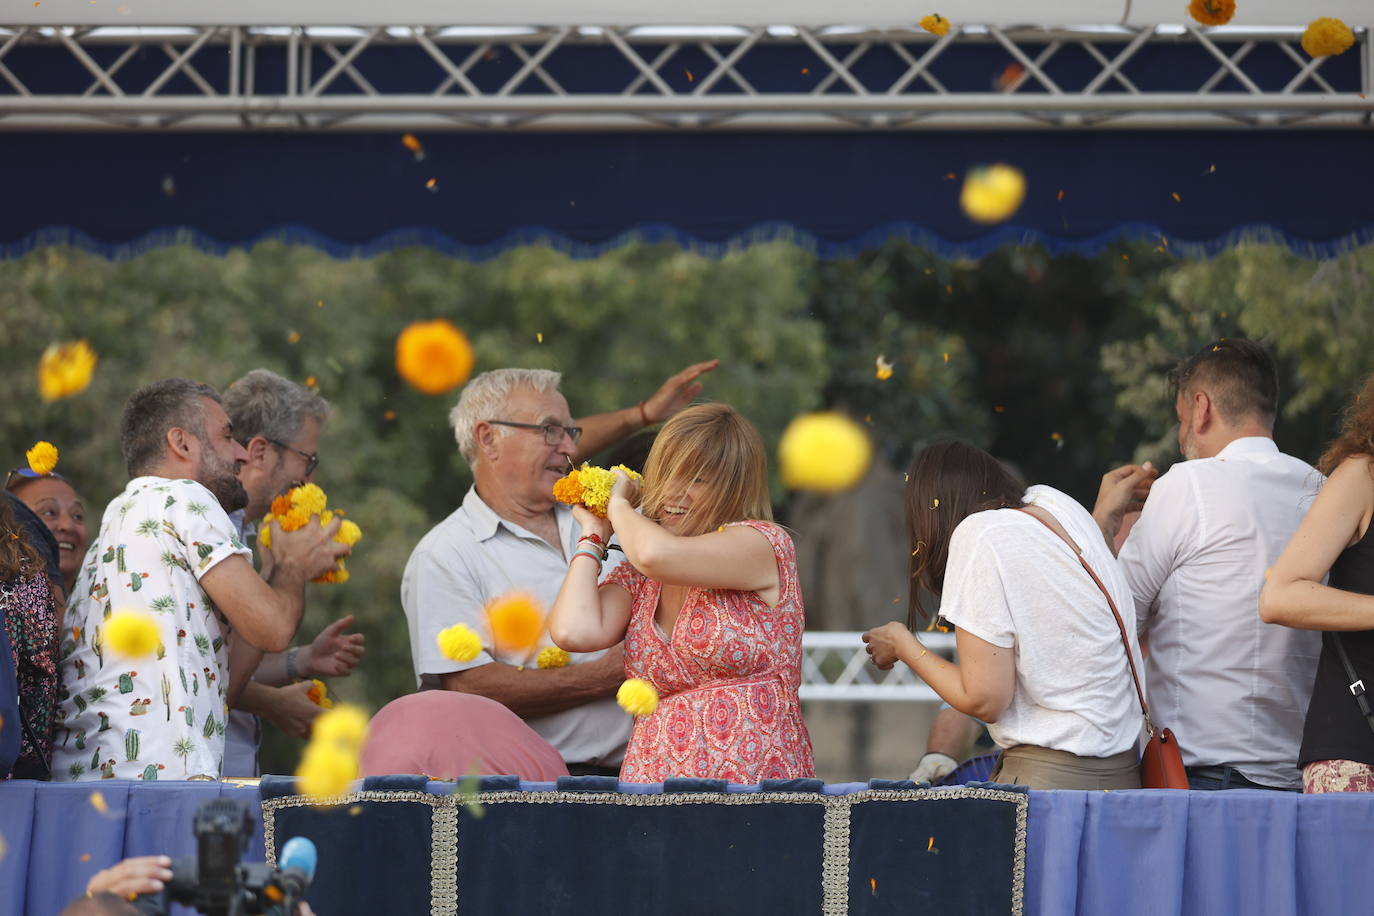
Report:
400,486,632,768
939,485,1144,758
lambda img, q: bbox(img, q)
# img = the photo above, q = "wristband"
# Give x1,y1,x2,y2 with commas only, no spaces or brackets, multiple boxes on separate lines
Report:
285,646,300,680
572,548,604,567
578,533,605,547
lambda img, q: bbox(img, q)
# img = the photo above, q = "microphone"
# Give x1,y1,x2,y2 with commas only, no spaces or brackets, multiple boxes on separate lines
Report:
276,836,317,903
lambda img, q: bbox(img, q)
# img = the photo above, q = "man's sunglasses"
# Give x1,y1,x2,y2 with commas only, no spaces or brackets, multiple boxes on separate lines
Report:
266,439,320,476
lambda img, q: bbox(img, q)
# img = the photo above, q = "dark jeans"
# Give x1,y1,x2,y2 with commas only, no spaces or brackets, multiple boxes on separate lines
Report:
1185,765,1300,792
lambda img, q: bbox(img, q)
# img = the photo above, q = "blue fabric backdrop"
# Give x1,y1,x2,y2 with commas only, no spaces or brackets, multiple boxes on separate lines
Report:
5,129,1373,262
5,778,1374,916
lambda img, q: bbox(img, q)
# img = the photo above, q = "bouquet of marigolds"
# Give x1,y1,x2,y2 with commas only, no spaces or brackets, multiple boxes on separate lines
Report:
553,463,642,518
258,483,362,583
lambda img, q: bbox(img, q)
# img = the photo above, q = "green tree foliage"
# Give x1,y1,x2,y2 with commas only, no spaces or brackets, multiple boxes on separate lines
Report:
1102,244,1374,470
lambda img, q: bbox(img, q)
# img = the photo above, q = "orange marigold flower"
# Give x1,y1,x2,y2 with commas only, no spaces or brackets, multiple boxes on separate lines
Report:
395,319,475,396
271,494,293,516
919,14,950,36
36,340,97,402
1188,0,1235,27
1302,18,1355,58
486,592,545,655
552,469,585,506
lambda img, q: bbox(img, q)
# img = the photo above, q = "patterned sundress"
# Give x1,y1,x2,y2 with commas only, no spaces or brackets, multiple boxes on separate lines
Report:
3,564,60,778
607,520,815,784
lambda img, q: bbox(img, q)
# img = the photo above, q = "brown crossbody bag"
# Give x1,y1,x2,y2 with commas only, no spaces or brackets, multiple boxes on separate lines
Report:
1016,508,1189,789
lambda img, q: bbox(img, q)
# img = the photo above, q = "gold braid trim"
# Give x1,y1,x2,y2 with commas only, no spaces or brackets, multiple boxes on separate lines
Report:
260,785,1028,916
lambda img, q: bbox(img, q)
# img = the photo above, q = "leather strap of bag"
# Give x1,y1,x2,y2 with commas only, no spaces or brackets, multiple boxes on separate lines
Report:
1014,508,1155,734
1330,632,1374,739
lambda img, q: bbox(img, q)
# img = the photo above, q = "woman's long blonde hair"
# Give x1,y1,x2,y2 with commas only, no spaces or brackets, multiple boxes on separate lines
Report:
640,403,772,537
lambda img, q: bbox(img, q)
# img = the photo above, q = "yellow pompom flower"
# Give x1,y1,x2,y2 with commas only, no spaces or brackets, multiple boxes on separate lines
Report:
486,592,546,655
311,703,369,748
1302,18,1354,58
337,519,363,546
25,441,59,475
778,412,874,493
1187,0,1235,26
537,646,571,669
104,609,160,659
296,741,358,797
919,13,950,36
292,483,328,517
395,319,475,396
875,356,894,381
617,678,660,717
437,623,484,662
36,340,97,402
306,679,335,709
960,164,1027,224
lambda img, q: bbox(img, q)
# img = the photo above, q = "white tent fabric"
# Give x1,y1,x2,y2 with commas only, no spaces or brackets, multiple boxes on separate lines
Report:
8,0,1371,27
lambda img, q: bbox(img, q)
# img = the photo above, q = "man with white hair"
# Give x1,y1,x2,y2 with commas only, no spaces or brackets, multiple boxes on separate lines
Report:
401,362,715,775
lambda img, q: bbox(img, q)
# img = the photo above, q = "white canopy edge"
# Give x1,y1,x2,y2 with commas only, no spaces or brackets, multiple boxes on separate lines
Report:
8,0,1372,28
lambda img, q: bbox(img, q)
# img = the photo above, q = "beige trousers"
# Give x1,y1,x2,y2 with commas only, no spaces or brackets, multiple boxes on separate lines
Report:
990,744,1141,791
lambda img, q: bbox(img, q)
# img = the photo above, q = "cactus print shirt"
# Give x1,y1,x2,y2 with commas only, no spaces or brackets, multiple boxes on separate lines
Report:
50,477,251,782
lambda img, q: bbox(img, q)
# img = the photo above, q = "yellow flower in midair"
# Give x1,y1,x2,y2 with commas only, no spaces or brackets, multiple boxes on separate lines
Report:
617,678,660,716
875,355,894,381
311,704,369,747
395,319,475,395
25,441,58,475
778,412,873,493
36,340,97,402
487,592,546,655
1302,18,1354,58
960,164,1026,224
537,646,571,669
919,14,951,36
296,741,358,798
437,623,483,663
1187,0,1236,26
104,609,160,659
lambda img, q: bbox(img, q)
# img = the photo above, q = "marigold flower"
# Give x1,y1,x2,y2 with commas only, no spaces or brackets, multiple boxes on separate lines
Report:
617,678,659,717
312,703,369,748
270,494,293,516
395,319,474,396
292,483,327,517
875,356,894,381
920,13,950,36
553,463,642,518
1187,0,1235,26
306,679,334,708
437,623,483,663
487,592,545,655
104,609,160,659
296,742,358,797
537,646,571,669
778,412,873,493
336,519,363,547
26,441,59,475
1302,18,1355,57
960,163,1026,224
36,340,97,402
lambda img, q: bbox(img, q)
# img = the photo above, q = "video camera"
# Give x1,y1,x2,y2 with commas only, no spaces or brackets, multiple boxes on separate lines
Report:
134,798,316,916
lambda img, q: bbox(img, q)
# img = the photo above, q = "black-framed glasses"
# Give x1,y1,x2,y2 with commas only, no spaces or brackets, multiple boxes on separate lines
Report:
488,420,583,445
266,438,319,476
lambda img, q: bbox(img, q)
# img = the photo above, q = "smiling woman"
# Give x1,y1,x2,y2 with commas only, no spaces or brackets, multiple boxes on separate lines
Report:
8,474,89,595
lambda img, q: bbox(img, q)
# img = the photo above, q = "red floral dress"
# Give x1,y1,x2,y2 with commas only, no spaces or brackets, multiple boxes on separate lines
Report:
607,520,814,784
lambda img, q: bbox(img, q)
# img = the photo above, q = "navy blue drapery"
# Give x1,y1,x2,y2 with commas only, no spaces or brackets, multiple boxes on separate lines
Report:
5,128,1373,261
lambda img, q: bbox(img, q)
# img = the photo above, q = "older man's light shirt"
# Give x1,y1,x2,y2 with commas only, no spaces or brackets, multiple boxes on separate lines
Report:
1119,437,1322,788
401,486,631,767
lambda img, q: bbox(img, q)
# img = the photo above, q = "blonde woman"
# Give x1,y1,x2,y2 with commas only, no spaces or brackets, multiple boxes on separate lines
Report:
549,403,814,783
1262,372,1374,792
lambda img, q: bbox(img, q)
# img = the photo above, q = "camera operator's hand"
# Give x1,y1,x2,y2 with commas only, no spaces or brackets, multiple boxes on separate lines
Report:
295,903,316,916
86,855,173,897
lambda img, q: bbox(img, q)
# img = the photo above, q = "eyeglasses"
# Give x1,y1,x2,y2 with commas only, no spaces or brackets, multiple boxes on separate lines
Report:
488,421,583,445
266,439,319,476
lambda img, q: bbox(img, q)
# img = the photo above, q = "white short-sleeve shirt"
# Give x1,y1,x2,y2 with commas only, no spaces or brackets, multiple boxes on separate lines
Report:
400,487,632,767
51,477,252,781
938,485,1144,759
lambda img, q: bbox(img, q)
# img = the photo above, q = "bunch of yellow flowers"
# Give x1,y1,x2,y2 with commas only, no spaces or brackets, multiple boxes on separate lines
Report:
296,704,368,798
259,483,363,583
553,463,643,518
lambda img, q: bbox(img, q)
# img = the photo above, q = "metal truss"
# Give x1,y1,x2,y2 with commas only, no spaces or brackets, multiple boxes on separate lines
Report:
799,631,954,702
0,23,1369,130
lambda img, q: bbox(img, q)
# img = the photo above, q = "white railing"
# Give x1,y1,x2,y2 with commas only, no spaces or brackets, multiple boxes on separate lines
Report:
799,630,954,701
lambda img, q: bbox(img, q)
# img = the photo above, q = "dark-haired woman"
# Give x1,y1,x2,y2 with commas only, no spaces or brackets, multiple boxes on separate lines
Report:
863,441,1143,790
1262,372,1374,793
0,494,61,778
